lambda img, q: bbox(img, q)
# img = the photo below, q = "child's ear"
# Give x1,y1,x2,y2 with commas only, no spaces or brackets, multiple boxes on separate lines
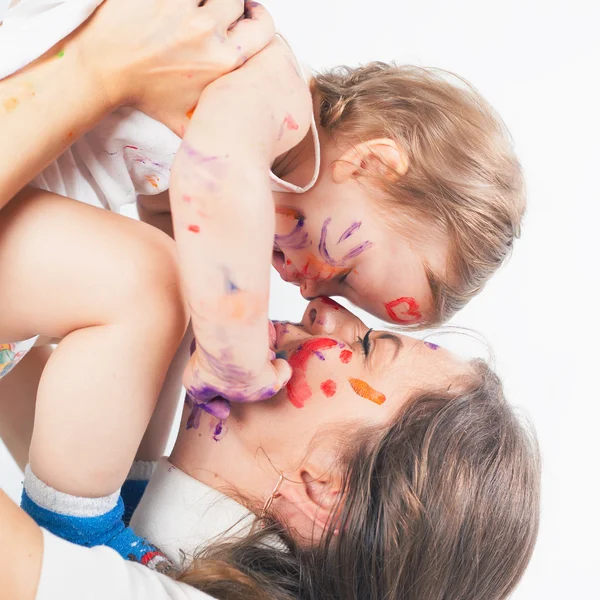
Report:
332,138,409,183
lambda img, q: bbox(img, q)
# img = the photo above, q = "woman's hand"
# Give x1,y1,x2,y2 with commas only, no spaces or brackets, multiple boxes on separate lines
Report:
73,0,275,132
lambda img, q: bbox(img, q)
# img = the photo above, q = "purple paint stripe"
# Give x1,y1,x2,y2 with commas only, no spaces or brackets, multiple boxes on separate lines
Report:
274,221,311,251
341,240,373,262
318,218,335,265
337,222,361,244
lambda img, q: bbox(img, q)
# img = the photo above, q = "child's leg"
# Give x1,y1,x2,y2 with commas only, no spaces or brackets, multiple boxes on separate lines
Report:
0,345,52,472
0,187,187,562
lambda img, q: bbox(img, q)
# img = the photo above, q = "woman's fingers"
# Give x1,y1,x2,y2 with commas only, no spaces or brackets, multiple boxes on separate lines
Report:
227,3,275,59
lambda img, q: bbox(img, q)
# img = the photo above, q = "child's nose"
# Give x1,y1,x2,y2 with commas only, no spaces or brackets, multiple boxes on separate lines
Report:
300,279,322,300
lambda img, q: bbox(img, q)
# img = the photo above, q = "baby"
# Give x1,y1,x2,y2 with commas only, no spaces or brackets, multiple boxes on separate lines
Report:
0,3,525,568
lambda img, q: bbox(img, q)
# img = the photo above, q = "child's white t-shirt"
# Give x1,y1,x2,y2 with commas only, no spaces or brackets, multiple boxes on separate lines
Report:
37,529,214,600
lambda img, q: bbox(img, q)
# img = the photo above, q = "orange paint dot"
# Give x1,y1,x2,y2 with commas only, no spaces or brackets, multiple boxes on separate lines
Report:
188,224,200,233
186,107,195,120
3,98,18,112
146,175,159,188
348,378,386,405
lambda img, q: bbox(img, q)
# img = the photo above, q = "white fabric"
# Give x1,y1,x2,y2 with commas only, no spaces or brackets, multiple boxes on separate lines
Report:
38,529,214,600
131,458,254,566
24,464,120,518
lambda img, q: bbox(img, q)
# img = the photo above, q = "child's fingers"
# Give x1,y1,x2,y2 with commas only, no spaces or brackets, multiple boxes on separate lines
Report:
199,398,231,420
201,0,245,33
227,3,275,60
270,358,292,390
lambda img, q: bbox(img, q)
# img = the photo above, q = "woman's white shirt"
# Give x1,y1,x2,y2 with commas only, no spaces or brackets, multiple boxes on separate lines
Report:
37,530,214,600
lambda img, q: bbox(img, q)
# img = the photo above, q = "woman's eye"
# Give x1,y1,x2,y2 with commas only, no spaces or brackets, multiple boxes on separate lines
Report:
357,328,373,356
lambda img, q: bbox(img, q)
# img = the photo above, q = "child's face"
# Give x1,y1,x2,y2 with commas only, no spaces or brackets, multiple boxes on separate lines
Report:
272,159,448,326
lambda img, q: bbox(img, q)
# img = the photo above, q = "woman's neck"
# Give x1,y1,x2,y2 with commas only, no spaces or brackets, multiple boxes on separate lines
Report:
169,409,274,511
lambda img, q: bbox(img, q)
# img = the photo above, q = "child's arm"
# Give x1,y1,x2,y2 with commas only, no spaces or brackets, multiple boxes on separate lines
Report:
170,38,313,407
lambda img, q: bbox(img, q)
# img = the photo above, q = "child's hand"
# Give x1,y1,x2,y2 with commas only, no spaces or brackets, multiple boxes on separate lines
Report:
194,35,313,162
73,0,275,132
183,323,291,419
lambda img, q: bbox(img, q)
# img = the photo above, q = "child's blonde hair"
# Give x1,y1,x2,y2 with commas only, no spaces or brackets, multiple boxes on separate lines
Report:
313,63,526,325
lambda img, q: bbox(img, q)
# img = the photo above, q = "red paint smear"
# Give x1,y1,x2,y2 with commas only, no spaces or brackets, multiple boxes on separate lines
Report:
384,297,422,323
182,194,192,203
320,379,337,397
320,297,341,310
286,259,292,265
339,349,353,364
124,145,139,150
188,224,200,233
283,113,299,131
348,378,386,405
287,338,338,408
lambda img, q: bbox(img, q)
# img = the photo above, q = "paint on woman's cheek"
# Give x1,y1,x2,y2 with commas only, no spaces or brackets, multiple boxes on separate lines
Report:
339,349,353,364
384,297,422,323
348,378,386,405
320,379,337,397
287,338,338,408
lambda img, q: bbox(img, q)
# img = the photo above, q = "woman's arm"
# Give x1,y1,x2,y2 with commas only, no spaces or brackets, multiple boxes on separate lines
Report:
169,38,313,405
0,0,275,211
0,490,43,600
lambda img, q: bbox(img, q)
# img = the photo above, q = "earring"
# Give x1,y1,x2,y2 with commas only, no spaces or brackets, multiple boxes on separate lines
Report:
261,472,284,518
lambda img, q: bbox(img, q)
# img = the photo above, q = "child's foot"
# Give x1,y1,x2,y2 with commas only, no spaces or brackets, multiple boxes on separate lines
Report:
21,464,171,571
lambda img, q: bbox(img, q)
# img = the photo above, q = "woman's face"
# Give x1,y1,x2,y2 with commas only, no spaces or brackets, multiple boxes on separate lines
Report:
230,297,466,471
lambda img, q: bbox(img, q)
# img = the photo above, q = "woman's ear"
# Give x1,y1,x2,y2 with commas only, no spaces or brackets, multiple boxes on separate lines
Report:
332,138,409,183
278,465,343,535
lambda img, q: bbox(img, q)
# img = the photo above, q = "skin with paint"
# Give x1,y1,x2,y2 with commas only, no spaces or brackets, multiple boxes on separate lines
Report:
170,38,448,413
271,130,448,325
172,297,466,542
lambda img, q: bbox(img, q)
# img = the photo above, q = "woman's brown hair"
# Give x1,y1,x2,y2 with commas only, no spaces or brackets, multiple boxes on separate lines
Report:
314,63,526,325
175,359,541,600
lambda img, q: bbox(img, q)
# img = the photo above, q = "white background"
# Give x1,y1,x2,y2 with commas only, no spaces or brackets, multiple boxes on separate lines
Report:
1,0,599,598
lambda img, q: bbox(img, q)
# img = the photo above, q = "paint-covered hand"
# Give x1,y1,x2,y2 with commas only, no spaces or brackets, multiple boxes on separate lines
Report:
198,35,312,161
74,0,275,133
183,333,291,420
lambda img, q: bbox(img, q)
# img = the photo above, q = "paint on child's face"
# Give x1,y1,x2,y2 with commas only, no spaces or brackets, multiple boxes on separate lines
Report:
274,207,311,251
187,224,200,233
348,378,386,405
287,338,338,408
320,379,337,397
424,341,439,350
57,49,65,58
384,297,422,324
277,113,300,141
2,97,18,112
319,218,373,267
186,107,195,120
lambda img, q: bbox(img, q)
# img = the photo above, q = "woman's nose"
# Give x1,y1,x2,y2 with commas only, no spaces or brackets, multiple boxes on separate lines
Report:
305,297,346,335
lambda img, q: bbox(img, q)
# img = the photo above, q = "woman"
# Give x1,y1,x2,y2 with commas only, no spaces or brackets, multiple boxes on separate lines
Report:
1,298,541,600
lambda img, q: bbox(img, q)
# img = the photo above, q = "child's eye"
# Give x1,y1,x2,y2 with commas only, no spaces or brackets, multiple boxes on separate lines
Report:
357,328,373,356
338,271,351,285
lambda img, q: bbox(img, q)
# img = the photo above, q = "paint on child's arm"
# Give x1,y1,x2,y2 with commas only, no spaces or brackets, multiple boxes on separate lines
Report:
277,113,300,141
187,224,200,233
348,378,386,405
384,297,422,323
186,107,195,120
424,341,439,350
